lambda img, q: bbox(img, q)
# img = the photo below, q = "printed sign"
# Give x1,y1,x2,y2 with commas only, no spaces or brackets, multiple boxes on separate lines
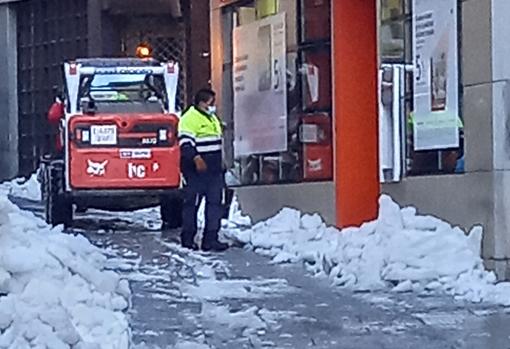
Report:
119,149,152,159
233,13,288,157
412,0,459,150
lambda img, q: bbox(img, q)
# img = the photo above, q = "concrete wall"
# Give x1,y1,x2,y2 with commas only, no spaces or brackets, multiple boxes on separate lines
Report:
234,182,336,225
489,0,510,279
0,4,18,181
382,173,494,243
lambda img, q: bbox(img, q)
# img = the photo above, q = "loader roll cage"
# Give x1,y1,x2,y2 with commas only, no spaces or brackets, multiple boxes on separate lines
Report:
64,58,180,116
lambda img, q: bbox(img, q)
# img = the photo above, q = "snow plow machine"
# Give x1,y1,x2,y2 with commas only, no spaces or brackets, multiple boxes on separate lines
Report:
40,55,184,228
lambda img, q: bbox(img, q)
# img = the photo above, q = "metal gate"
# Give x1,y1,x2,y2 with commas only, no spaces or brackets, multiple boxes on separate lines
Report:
17,0,88,176
120,16,187,111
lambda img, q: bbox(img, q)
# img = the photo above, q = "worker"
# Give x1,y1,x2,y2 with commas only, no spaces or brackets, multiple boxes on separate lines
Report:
47,91,65,156
178,88,229,252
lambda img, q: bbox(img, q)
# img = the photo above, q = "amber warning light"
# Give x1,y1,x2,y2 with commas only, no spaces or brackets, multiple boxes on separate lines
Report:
136,44,152,58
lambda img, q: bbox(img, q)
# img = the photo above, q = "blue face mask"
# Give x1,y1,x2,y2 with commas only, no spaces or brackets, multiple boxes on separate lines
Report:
207,106,217,115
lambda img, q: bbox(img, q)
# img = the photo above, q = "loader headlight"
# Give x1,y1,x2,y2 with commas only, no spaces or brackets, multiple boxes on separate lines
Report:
82,129,90,142
75,127,90,144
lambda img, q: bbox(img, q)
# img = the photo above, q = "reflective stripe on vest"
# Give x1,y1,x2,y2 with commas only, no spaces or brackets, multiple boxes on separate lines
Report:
178,106,223,154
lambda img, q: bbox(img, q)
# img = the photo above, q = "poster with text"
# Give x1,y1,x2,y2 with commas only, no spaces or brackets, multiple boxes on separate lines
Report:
233,13,288,157
412,0,459,150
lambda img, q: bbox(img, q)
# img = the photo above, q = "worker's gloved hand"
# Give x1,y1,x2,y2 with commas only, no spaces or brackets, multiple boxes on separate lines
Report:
194,155,208,173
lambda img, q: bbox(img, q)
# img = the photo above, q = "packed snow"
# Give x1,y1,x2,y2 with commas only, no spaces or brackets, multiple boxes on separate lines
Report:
0,193,131,348
0,173,41,202
223,195,510,306
116,236,302,349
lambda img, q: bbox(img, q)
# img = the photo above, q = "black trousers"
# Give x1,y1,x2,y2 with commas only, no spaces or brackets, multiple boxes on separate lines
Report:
181,172,224,245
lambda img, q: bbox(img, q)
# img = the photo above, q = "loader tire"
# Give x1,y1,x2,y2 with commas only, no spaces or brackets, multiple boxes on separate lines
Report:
44,162,72,227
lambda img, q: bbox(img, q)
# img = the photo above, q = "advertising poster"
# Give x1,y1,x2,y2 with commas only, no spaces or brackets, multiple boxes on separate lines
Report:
412,0,459,150
233,13,287,157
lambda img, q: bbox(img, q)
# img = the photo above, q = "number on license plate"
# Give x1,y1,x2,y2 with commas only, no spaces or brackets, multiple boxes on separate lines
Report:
91,125,117,145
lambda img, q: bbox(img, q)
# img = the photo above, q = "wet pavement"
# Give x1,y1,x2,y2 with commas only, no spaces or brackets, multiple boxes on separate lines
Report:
12,196,510,349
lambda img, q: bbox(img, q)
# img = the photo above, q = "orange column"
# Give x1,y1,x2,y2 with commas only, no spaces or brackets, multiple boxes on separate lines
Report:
332,1,380,227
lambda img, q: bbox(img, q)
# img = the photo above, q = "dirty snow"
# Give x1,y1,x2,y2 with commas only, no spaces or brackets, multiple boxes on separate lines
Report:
0,173,41,201
0,193,131,348
223,195,510,306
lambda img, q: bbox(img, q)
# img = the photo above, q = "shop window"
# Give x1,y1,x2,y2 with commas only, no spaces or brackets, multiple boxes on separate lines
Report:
222,0,333,187
380,0,412,63
301,0,330,43
300,46,331,112
379,0,464,179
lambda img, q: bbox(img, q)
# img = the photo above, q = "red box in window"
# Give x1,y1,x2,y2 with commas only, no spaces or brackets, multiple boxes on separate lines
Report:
300,113,332,180
302,0,331,42
302,49,332,110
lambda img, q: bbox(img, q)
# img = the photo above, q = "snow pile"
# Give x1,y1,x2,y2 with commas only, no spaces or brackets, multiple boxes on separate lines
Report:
0,195,131,348
223,195,252,229
0,173,41,202
224,195,510,306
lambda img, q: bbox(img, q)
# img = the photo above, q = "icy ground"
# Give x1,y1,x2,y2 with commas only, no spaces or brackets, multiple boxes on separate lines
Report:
6,175,510,348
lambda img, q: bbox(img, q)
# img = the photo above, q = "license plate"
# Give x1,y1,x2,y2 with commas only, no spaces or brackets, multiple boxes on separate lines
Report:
91,125,117,145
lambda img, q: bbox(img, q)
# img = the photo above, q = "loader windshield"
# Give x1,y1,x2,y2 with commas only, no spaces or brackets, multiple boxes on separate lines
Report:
79,73,168,113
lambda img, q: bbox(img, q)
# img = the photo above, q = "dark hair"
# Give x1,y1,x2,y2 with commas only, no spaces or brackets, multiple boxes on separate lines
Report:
194,88,216,105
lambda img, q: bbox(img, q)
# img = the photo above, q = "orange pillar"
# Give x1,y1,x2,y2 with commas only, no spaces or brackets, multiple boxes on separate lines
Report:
332,1,380,227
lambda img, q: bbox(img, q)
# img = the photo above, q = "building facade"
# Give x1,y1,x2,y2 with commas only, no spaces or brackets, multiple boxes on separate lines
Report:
1,0,510,279
0,0,210,178
210,0,510,280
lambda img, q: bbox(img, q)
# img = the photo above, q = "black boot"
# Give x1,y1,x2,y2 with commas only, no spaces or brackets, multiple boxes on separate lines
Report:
182,241,199,251
202,240,229,252
181,232,198,251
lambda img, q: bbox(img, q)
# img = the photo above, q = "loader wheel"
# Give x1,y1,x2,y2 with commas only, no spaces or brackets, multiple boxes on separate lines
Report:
44,162,73,227
39,165,48,203
161,195,183,230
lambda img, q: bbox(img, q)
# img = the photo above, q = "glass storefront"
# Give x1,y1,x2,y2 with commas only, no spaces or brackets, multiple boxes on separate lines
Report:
379,0,464,177
218,0,462,187
220,0,333,187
